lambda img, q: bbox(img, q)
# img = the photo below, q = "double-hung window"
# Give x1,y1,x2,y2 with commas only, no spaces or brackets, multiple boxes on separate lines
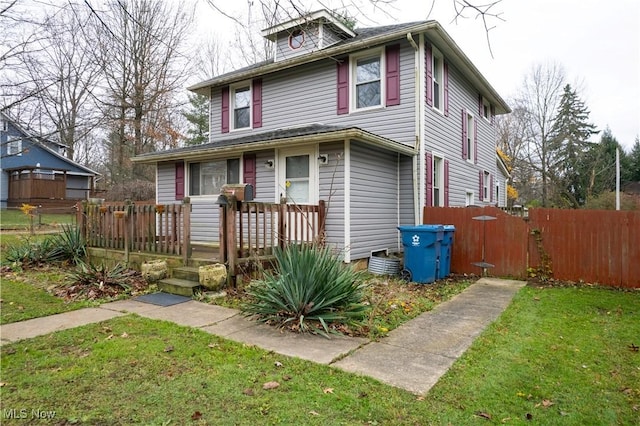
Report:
432,49,444,111
466,112,475,162
189,159,240,196
232,85,251,130
7,138,22,156
433,156,444,207
483,171,490,201
354,53,382,109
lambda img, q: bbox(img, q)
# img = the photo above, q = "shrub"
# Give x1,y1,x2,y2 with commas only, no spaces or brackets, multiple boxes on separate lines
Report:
242,244,369,335
68,261,133,292
46,225,86,265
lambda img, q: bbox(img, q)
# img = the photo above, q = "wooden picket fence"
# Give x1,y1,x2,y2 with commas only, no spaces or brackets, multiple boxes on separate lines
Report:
423,206,640,288
77,199,191,262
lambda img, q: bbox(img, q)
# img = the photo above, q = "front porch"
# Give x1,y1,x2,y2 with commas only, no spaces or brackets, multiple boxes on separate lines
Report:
77,197,326,285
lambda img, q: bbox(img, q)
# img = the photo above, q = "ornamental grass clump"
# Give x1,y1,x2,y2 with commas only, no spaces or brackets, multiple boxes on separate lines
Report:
242,244,369,336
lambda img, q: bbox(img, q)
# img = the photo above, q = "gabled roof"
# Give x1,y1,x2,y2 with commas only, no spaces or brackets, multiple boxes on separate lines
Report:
132,124,416,164
0,111,99,176
188,20,510,114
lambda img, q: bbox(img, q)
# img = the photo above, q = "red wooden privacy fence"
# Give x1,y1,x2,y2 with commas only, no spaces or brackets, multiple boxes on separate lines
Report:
423,206,640,288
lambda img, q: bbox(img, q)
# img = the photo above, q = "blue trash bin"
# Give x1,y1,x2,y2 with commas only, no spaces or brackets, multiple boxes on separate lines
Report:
398,225,444,283
438,225,456,279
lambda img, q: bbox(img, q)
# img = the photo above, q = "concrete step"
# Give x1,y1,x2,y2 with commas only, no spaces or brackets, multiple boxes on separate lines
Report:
172,266,199,282
158,278,200,297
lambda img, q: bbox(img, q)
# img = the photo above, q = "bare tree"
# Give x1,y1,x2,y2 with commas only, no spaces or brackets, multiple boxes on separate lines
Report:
16,3,102,161
89,0,195,182
515,62,566,207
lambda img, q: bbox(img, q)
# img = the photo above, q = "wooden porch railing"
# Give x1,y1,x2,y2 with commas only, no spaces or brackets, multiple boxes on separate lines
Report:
77,199,192,263
219,197,326,285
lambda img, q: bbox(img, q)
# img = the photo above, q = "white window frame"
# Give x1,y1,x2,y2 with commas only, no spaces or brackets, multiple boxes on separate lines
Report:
7,138,22,156
188,158,241,197
466,112,475,163
1,119,8,132
432,154,445,207
432,47,444,112
482,97,492,122
465,191,474,206
495,180,501,206
231,82,251,131
350,49,385,112
483,171,490,201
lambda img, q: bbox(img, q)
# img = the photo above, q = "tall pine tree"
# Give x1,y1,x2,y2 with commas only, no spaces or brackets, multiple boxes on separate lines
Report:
549,84,598,207
629,137,640,182
182,93,209,146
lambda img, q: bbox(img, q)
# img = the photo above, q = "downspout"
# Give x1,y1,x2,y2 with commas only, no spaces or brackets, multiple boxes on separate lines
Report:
407,32,423,226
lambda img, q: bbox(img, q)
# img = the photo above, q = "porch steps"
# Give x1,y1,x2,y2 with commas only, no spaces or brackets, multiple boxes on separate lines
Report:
172,266,200,282
158,278,200,297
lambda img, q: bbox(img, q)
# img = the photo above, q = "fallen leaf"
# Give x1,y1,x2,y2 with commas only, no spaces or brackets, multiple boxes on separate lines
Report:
282,375,292,381
541,399,554,408
621,387,632,395
274,361,283,367
121,332,129,338
501,418,511,423
17,305,24,311
263,381,280,390
533,297,540,301
309,411,320,416
243,388,254,396
416,396,425,401
191,411,202,420
105,334,114,340
323,388,334,394
0,382,5,387
475,411,491,420
4,348,16,355
208,343,219,348
164,345,174,353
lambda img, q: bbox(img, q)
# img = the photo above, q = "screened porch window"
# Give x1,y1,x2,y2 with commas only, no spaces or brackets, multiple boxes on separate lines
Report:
189,159,239,196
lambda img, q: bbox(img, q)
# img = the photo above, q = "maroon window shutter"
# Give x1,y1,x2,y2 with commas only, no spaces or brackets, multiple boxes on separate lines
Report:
336,58,349,115
425,43,433,107
490,174,495,203
474,117,478,164
426,152,433,207
221,87,229,133
243,154,256,195
443,61,449,116
252,79,262,128
444,159,450,207
490,105,496,125
385,44,400,106
461,109,468,160
478,94,483,116
478,171,484,202
175,162,184,201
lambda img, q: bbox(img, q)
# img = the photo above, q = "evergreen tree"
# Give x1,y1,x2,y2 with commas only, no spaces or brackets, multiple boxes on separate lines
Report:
629,137,640,181
549,84,598,207
182,93,209,146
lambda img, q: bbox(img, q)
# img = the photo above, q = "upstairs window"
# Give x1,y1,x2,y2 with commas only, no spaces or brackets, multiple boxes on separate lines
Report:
232,85,251,130
7,139,22,156
354,54,382,109
463,111,475,162
189,159,239,196
483,171,490,201
432,51,443,111
288,30,305,49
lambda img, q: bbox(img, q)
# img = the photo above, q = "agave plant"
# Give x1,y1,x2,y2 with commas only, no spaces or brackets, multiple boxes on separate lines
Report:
45,225,86,265
242,244,369,335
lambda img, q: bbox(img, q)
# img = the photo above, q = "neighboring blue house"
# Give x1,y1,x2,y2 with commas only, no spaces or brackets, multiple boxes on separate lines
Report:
132,10,511,263
0,111,98,209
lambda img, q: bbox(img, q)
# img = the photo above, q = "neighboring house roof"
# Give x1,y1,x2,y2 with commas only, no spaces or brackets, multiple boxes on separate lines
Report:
0,111,99,176
132,124,416,164
496,150,511,179
188,20,510,115
261,9,356,41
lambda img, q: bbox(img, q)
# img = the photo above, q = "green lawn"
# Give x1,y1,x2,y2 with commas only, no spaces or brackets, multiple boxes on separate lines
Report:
0,209,74,230
1,285,638,424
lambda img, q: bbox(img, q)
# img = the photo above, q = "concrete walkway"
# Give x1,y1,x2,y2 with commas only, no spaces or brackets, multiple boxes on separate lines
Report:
0,277,525,395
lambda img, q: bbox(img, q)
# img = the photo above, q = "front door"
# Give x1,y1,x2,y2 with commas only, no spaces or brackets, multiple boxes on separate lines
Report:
278,147,317,242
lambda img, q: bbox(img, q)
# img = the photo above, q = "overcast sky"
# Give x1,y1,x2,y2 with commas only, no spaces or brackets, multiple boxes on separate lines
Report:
195,0,640,151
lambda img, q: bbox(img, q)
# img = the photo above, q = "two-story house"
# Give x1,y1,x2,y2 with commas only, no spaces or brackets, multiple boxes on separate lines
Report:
0,111,98,209
133,10,510,263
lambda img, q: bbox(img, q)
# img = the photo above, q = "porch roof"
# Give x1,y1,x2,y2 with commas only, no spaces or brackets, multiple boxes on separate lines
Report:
132,124,417,164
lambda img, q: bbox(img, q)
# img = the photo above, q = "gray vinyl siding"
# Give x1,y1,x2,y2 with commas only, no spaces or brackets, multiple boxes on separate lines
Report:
274,23,322,61
321,25,343,47
350,141,400,260
156,162,176,204
1,169,8,208
424,39,499,207
318,141,345,253
399,154,415,226
209,40,417,147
